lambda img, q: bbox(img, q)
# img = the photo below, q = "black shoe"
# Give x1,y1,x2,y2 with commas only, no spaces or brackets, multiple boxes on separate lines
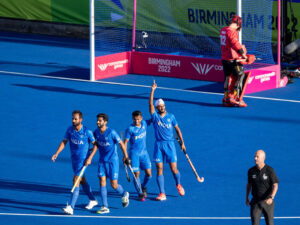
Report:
142,187,147,198
138,193,145,201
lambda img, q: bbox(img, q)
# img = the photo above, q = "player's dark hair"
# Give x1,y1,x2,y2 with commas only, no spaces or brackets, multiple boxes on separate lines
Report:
97,113,109,122
72,110,83,118
132,110,142,117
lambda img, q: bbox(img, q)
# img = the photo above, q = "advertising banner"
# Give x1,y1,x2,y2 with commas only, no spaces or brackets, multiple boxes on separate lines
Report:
94,51,131,80
132,52,224,82
0,0,299,39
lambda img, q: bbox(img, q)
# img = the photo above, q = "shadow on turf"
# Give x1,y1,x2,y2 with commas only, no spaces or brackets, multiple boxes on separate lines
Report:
0,198,66,215
12,84,222,108
0,60,89,80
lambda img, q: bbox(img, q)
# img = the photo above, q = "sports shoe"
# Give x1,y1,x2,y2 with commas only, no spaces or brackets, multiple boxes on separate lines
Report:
222,97,232,107
85,200,98,210
176,184,185,196
156,193,167,201
96,206,110,214
237,100,247,107
139,193,145,202
62,205,74,215
228,97,239,105
122,192,129,208
142,187,147,198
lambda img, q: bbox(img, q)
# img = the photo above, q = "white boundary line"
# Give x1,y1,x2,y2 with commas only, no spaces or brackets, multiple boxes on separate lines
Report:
1,70,300,103
0,213,299,219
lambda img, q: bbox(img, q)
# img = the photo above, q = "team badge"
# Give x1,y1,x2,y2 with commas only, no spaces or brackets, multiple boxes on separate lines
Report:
263,173,268,180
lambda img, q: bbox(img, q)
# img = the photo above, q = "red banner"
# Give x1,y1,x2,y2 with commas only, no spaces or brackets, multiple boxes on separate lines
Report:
132,52,224,82
95,52,131,80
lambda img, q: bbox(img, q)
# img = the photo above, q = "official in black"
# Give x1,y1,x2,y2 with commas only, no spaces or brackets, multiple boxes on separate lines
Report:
246,150,279,225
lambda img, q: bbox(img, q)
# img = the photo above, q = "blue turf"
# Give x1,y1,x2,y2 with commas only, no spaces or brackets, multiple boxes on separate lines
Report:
1,32,300,225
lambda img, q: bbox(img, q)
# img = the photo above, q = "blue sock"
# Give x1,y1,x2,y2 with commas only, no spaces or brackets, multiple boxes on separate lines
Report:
115,184,125,196
100,186,108,207
70,187,79,209
173,171,181,186
142,175,151,188
156,175,165,194
134,177,142,194
82,183,96,201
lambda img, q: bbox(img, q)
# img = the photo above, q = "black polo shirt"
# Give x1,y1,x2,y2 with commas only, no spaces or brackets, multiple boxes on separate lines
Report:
248,164,279,201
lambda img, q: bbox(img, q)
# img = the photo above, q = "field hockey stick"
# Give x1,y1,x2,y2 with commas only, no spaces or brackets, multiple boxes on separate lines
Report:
175,136,204,183
120,132,131,182
71,166,87,193
125,164,131,182
127,164,142,193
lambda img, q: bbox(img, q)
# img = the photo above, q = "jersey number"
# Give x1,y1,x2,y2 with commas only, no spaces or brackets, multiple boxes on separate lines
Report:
220,34,226,46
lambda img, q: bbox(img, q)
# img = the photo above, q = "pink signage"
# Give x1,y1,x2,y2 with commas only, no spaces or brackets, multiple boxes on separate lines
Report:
245,69,278,94
132,52,224,82
94,51,286,94
95,52,131,80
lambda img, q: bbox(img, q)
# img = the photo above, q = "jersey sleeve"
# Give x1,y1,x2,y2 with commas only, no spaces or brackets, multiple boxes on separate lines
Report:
151,111,158,121
87,129,96,143
171,114,178,127
247,169,252,184
124,127,131,140
269,167,280,184
112,129,121,144
227,29,243,52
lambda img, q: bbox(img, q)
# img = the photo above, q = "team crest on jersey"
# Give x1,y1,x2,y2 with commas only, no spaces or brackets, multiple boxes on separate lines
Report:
263,173,268,180
252,174,257,179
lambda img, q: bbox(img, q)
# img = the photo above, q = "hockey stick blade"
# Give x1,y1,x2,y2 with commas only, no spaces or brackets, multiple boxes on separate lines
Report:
175,136,204,183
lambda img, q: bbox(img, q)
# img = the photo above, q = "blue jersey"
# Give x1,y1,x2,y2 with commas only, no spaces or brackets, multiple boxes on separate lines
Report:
64,125,95,163
151,111,178,141
94,127,121,162
125,119,151,155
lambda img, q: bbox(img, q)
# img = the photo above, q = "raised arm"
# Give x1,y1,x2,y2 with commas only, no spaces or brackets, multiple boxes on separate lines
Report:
149,80,157,115
52,139,68,162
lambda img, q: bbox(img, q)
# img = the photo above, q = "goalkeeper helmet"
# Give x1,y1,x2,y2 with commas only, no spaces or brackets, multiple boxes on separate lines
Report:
230,15,242,30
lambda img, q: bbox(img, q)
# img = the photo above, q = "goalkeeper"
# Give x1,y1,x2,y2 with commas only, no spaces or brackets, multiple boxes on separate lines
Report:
220,15,248,107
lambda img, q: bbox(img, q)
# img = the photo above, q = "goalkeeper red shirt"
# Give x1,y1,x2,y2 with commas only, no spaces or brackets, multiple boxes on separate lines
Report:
220,26,243,60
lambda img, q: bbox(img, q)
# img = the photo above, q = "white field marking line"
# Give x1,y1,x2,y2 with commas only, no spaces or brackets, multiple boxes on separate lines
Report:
1,70,300,103
0,213,299,219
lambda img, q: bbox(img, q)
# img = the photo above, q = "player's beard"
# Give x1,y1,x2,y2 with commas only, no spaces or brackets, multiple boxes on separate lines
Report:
158,109,165,114
73,121,80,128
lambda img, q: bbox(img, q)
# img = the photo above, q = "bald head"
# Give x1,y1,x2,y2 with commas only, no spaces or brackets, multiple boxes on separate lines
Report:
254,150,266,169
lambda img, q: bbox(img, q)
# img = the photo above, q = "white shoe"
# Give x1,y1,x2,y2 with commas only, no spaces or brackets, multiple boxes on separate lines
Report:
62,205,73,215
122,191,129,208
85,200,98,210
96,206,110,214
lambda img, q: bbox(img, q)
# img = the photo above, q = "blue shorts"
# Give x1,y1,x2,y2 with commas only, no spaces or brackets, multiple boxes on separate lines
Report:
130,151,151,172
72,152,90,176
98,159,119,180
153,141,177,163
72,160,85,176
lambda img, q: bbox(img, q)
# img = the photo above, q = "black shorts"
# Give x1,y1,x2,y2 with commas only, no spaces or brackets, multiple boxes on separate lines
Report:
222,60,244,79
